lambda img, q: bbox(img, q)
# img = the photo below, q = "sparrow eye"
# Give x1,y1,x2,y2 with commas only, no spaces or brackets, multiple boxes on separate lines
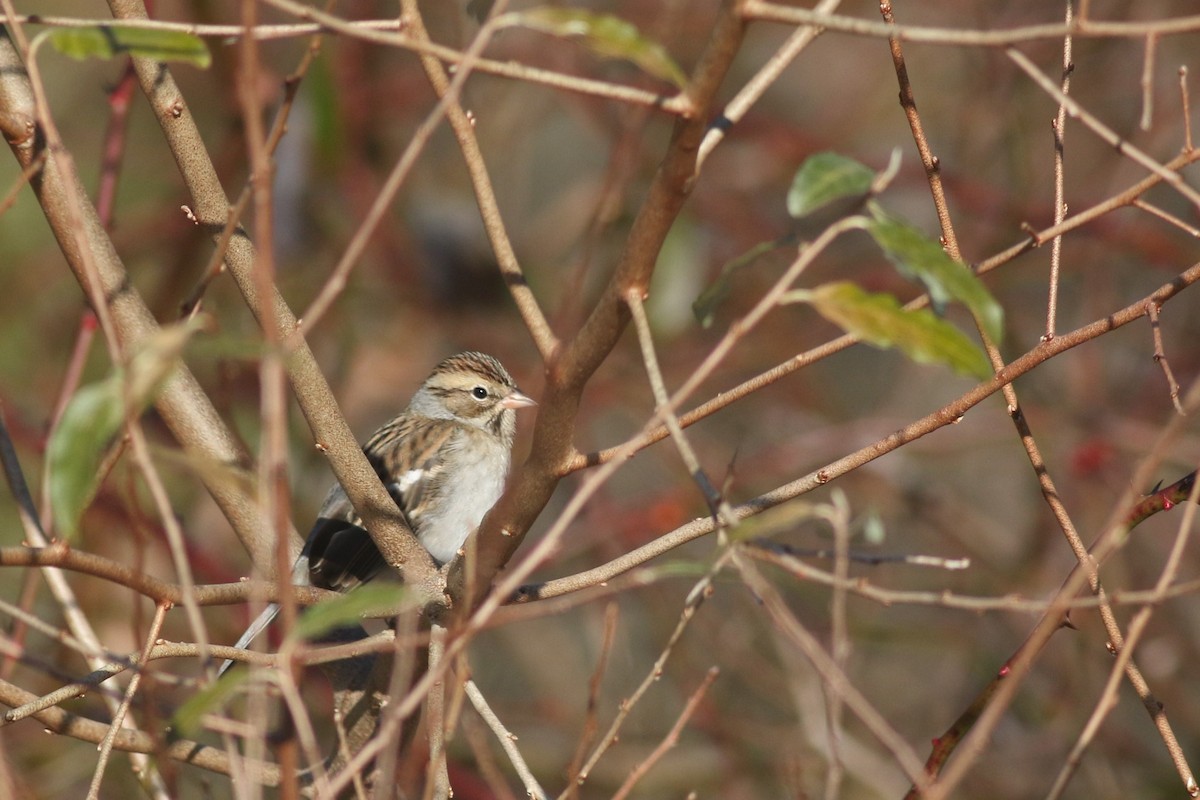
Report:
471,386,490,400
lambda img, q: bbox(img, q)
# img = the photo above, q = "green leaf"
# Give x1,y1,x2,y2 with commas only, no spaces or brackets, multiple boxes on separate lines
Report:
46,319,205,539
787,153,876,218
44,26,211,68
170,669,248,738
791,282,992,379
45,380,125,540
287,583,411,643
692,237,787,328
503,8,687,89
866,206,1004,342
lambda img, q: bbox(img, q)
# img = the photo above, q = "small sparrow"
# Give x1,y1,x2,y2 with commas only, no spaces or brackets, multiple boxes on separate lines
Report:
222,352,534,673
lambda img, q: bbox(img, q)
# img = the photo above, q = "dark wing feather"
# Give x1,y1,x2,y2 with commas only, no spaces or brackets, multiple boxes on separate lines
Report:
302,517,388,593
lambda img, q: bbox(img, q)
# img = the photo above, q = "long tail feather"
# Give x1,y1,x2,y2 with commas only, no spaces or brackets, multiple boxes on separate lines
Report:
218,602,280,676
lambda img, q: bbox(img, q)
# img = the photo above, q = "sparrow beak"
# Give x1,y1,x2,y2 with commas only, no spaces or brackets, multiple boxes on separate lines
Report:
501,390,537,410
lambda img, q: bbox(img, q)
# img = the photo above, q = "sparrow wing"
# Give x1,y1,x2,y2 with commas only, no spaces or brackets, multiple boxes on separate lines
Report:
366,418,457,531
302,417,460,591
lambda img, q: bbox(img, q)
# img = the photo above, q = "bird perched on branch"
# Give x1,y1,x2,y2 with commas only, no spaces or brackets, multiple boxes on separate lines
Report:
222,351,535,674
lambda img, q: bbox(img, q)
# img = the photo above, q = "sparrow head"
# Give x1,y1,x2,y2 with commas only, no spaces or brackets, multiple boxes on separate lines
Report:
411,352,535,438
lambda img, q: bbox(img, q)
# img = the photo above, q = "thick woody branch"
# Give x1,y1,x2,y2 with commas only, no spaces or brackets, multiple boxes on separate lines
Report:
462,0,750,601
0,545,334,607
0,27,271,565
0,675,280,785
518,259,1200,601
742,3,1200,45
105,0,441,599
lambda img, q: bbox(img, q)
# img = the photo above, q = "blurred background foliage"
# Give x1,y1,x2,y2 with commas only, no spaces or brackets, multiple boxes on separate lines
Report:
2,0,1200,797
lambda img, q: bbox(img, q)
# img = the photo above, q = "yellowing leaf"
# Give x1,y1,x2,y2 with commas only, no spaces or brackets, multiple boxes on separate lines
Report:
792,282,991,379
44,26,211,68
504,8,687,88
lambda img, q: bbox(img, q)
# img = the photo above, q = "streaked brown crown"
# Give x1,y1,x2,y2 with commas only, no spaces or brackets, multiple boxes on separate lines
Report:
428,351,517,389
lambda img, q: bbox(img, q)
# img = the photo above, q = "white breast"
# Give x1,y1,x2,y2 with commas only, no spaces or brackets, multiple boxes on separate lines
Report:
417,433,509,563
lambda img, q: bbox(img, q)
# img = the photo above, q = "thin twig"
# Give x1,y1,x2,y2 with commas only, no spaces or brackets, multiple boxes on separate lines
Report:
1132,197,1200,236
880,0,959,260
609,666,719,800
367,610,422,798
1044,453,1200,798
626,288,733,525
0,544,332,607
236,0,302,789
563,602,619,798
460,712,520,800
262,0,688,110
566,552,731,796
1141,33,1158,130
1181,66,1193,151
1007,46,1200,210
389,0,556,359
923,396,1200,800
742,2,1200,46
698,0,844,168
0,13,402,38
181,33,318,317
276,655,335,794
38,310,98,533
576,143,1200,472
732,549,932,792
0,595,109,669
0,674,281,784
464,680,548,800
821,495,851,800
94,63,137,229
1046,0,1073,341
85,601,167,800
126,421,214,664
528,261,1200,604
1146,301,1185,414
742,543,1200,615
